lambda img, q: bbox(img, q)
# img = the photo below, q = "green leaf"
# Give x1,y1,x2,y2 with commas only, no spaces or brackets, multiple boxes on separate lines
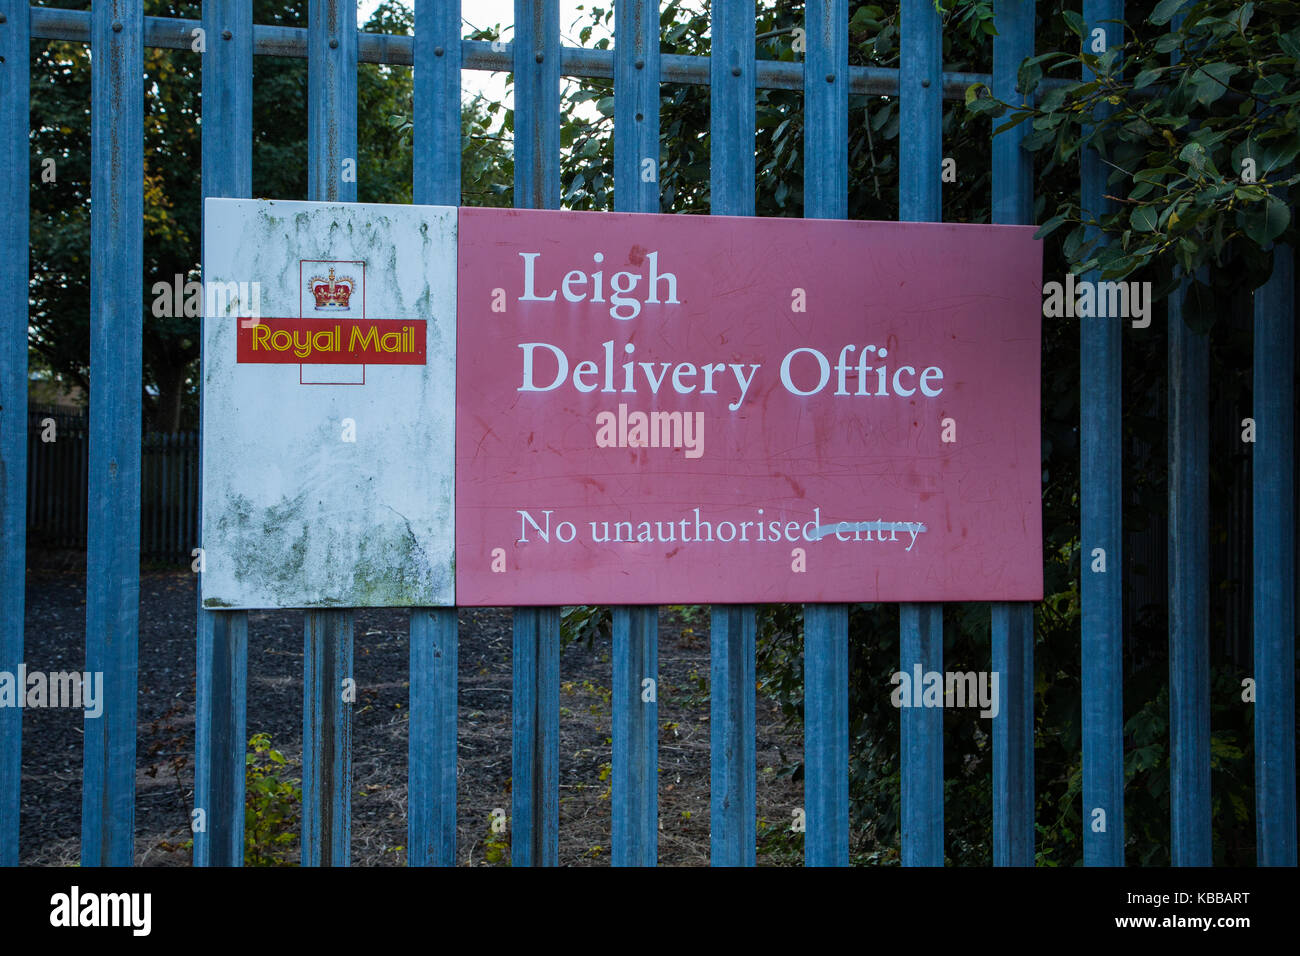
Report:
1062,10,1085,37
1132,67,1164,91
1150,0,1190,26
1240,195,1290,246
1154,33,1183,54
993,111,1035,135
1034,213,1069,239
1189,62,1240,106
1038,85,1068,113
1232,2,1254,33
1179,140,1211,173
1022,125,1058,151
1278,29,1300,61
1257,134,1300,175
1062,225,1090,262
1130,206,1159,232
1134,166,1178,184
1017,58,1043,95
1251,74,1287,98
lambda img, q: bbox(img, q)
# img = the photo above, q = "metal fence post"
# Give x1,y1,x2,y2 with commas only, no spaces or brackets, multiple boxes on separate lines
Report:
0,0,31,868
511,0,562,866
708,0,758,869
898,0,945,868
81,0,145,868
610,0,662,869
1079,0,1125,867
1253,245,1297,866
802,0,850,869
301,0,358,867
408,0,461,870
990,0,1036,868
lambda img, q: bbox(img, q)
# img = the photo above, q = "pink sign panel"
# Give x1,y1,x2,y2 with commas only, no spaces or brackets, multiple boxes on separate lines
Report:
456,207,1043,605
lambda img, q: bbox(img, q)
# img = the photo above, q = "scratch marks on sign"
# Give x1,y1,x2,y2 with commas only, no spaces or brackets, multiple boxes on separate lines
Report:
810,519,927,551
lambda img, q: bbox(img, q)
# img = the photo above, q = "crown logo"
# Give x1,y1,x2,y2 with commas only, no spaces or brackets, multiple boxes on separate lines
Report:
310,267,355,309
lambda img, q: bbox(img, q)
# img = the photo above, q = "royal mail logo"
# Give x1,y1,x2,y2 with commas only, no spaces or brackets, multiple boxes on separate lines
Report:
238,318,426,363
234,258,427,382
309,266,355,309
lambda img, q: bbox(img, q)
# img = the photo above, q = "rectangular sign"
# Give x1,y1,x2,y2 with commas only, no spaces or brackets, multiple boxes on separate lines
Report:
455,207,1043,605
201,198,457,608
235,318,426,365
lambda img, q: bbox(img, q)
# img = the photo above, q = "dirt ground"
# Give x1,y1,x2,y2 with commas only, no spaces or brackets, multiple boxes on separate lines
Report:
17,565,805,866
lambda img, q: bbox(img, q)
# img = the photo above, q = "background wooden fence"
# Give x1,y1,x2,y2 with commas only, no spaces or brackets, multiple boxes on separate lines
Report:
0,0,1294,868
26,407,198,563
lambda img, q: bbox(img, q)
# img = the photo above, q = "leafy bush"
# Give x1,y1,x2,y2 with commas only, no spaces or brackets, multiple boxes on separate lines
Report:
244,732,302,867
970,0,1298,325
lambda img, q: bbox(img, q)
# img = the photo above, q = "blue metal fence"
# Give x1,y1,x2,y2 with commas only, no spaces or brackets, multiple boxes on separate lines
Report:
0,0,1295,868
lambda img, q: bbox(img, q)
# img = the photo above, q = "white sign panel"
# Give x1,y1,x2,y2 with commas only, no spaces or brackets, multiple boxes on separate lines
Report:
200,198,456,608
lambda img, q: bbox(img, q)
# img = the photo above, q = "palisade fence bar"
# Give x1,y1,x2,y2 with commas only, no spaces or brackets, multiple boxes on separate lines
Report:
80,0,144,868
194,0,252,869
989,0,1035,868
898,0,944,868
0,0,30,871
1165,9,1210,869
407,0,461,871
301,0,359,869
803,0,850,869
708,0,759,870
1079,0,1125,869
1254,245,1297,866
511,0,562,868
0,0,1294,869
610,0,661,868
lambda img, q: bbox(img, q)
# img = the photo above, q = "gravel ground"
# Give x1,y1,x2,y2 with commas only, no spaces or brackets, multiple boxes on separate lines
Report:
18,565,804,866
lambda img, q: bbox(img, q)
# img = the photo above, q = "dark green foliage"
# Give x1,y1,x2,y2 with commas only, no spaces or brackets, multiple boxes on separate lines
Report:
974,0,1298,326
244,732,302,866
28,0,510,429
